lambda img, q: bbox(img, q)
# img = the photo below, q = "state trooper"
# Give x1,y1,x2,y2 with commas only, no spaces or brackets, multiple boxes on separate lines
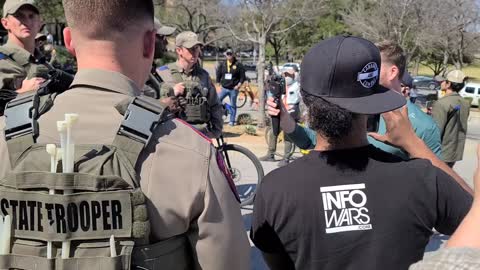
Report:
143,17,176,99
0,0,48,115
0,0,250,268
157,31,224,138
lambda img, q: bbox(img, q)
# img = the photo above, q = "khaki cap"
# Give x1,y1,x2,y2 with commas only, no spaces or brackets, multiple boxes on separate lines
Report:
435,70,466,84
154,17,176,36
175,31,203,48
3,0,39,18
35,33,46,40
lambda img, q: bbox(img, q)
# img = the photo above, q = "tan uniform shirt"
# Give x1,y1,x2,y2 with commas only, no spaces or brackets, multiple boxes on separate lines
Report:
157,62,224,138
0,41,50,91
0,69,250,270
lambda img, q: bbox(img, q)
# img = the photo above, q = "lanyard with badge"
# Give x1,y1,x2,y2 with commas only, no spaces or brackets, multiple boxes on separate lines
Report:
225,61,233,80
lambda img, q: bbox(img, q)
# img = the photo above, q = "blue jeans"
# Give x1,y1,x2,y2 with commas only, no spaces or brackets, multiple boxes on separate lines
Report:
219,87,238,124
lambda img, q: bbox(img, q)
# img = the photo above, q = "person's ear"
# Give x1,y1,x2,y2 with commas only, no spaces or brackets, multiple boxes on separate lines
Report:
143,29,156,58
176,46,182,56
63,27,76,56
1,17,10,31
445,81,452,89
390,65,400,81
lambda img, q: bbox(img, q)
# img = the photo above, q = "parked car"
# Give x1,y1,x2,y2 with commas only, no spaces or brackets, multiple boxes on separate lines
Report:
413,76,440,90
243,62,257,72
239,51,252,58
282,62,301,72
459,82,480,106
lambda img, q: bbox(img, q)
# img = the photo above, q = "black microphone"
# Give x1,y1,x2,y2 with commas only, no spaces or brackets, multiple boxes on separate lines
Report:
269,79,283,137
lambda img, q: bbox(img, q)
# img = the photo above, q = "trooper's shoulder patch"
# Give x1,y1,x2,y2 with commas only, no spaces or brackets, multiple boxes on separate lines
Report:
158,65,169,71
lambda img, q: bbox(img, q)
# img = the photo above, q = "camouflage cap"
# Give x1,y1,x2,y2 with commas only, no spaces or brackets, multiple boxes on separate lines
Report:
154,17,176,36
175,31,203,49
3,0,39,18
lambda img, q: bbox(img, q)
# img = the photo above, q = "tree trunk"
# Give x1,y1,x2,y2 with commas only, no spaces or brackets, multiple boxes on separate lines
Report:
413,58,420,76
257,35,267,128
442,50,449,75
458,29,465,69
274,46,280,68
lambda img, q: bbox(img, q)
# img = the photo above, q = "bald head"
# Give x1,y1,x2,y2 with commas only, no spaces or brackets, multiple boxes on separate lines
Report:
62,0,154,39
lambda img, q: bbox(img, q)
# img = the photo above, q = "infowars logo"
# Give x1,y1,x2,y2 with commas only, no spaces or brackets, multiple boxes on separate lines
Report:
320,183,372,234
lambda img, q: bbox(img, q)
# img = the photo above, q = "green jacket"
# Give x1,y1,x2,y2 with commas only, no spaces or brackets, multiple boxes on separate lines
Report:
0,41,50,91
285,101,443,160
432,92,470,162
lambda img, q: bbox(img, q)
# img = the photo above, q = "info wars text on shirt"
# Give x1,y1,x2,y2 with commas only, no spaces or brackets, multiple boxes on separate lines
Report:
321,183,372,234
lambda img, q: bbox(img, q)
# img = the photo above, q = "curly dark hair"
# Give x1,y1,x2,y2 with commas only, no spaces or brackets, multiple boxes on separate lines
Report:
301,90,358,146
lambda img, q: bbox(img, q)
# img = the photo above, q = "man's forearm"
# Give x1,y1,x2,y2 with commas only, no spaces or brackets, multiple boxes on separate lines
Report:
404,137,473,195
446,201,480,248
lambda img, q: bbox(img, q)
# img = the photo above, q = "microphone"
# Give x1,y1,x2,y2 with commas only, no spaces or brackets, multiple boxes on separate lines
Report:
269,79,283,137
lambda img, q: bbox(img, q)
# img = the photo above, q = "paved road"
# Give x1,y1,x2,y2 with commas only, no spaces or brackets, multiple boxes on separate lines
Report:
228,97,480,269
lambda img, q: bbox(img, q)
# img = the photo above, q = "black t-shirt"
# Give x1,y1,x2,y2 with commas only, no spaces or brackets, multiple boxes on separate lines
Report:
251,145,472,270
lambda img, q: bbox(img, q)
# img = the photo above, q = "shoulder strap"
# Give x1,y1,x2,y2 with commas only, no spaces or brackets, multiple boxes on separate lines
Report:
3,93,39,167
113,96,172,168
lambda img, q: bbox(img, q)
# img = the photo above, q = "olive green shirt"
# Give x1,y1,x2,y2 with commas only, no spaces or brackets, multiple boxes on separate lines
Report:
0,41,50,91
431,92,470,162
156,61,223,138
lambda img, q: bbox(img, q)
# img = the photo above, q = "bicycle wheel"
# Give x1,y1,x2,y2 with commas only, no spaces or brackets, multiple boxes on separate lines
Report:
222,144,264,206
236,91,248,108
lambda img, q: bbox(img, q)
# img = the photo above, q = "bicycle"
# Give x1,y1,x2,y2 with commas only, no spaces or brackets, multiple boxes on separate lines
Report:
215,135,264,206
236,80,256,109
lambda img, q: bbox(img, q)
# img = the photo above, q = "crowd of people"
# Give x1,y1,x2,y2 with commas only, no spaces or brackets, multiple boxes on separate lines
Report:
0,0,478,269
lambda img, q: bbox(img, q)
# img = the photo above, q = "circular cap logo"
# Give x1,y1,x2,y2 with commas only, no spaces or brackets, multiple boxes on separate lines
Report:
357,62,379,89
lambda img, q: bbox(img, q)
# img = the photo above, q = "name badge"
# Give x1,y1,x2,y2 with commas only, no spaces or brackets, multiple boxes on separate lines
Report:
225,73,233,80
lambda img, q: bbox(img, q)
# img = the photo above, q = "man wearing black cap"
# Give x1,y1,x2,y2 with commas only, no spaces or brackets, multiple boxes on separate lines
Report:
216,49,246,126
268,41,442,161
250,35,472,270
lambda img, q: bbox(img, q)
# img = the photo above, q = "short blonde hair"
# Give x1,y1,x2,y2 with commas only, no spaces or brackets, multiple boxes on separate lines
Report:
63,0,154,39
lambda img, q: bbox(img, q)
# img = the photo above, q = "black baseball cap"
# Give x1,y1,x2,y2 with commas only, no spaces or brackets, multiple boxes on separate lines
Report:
401,72,414,88
300,35,406,114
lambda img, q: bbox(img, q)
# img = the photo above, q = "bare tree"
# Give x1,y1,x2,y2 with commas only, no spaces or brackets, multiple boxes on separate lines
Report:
343,0,480,72
224,0,324,127
268,33,288,67
342,0,429,58
161,0,229,45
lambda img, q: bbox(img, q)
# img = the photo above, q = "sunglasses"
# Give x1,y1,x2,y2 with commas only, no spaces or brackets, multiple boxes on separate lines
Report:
226,52,233,56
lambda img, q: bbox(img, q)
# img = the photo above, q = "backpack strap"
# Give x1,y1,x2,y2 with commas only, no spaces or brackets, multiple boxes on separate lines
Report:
3,92,40,167
3,77,66,167
113,95,171,170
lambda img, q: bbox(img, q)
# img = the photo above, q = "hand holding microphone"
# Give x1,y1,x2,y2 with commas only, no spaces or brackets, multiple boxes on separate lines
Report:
268,79,284,136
